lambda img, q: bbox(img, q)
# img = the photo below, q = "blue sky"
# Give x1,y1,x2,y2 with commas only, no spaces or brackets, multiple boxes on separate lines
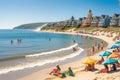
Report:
0,0,120,29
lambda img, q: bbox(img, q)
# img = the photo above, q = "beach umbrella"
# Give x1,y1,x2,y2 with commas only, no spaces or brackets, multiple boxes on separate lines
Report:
102,58,118,65
106,49,114,52
116,43,120,46
108,52,120,58
99,51,112,57
115,41,120,44
114,44,120,47
117,57,120,60
82,57,97,64
109,45,119,49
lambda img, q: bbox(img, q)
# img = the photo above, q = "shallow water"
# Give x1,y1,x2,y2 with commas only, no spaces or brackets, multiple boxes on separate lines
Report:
0,29,103,74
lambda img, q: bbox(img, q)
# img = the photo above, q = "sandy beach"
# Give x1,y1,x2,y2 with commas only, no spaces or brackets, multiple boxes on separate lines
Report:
18,30,120,80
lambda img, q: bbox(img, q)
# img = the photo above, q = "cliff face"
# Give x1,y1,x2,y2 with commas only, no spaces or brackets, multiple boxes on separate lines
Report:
13,22,47,29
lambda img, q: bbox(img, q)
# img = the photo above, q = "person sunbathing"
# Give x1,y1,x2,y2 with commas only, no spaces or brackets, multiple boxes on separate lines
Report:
116,62,120,67
96,57,104,65
115,48,120,52
96,65,109,74
81,64,91,71
49,65,61,76
91,63,95,71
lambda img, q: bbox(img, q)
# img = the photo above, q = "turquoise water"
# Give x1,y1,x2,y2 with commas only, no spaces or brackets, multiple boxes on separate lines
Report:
0,29,75,59
0,29,102,74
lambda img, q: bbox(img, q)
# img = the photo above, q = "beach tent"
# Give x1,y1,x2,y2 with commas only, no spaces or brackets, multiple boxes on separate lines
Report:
82,57,97,64
109,45,119,49
102,58,118,65
99,51,112,57
108,52,120,58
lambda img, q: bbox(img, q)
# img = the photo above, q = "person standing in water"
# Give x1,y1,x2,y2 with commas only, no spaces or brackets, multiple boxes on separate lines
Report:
49,38,51,41
10,40,13,44
17,38,22,44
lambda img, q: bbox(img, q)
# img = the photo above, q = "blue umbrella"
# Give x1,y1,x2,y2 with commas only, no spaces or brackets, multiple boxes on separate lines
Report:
99,51,112,57
102,58,118,65
115,41,120,44
115,44,120,46
109,45,119,49
115,41,120,46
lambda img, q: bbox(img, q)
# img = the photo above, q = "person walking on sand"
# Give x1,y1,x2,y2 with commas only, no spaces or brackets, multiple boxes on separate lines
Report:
100,42,104,50
91,45,95,55
97,43,100,51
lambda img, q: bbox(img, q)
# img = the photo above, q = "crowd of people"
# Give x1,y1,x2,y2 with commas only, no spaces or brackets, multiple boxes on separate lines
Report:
48,31,120,79
49,47,120,79
91,42,104,54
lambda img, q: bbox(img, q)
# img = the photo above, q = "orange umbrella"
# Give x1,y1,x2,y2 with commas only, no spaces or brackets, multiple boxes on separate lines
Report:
108,52,120,58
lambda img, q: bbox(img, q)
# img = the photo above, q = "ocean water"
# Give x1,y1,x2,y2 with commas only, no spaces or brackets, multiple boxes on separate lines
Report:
0,29,102,74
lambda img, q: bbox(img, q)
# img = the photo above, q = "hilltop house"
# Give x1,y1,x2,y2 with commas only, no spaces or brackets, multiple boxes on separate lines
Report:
110,14,119,27
91,16,100,27
43,10,120,28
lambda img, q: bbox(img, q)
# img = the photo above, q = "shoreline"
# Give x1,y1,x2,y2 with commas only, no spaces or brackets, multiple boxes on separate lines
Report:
0,30,100,80
18,30,117,80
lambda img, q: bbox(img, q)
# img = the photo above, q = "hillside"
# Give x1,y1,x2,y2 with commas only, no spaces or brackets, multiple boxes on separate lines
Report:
13,22,47,29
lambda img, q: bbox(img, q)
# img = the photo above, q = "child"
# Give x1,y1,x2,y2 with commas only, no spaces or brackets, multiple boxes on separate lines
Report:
68,67,74,76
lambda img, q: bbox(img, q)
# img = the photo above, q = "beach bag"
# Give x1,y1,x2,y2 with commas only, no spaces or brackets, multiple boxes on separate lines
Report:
58,73,62,78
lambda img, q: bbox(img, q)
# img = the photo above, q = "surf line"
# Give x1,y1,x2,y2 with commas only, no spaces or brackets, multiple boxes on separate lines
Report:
26,43,78,58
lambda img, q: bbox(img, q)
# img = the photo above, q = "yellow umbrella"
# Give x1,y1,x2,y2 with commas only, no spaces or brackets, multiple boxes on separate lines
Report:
82,57,97,64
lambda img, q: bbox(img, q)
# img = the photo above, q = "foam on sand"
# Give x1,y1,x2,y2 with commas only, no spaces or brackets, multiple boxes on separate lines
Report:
0,45,84,75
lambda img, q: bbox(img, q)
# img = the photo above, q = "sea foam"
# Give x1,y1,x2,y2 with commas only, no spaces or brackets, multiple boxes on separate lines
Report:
25,43,78,57
0,46,84,75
